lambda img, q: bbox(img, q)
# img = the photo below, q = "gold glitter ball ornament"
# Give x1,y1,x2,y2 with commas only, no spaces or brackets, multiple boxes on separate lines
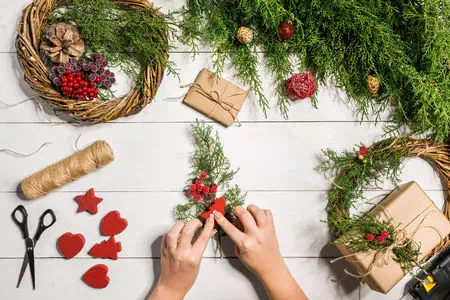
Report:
237,26,253,45
367,75,380,96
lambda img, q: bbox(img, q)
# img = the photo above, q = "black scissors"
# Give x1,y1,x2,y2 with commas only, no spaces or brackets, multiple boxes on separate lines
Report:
11,205,56,290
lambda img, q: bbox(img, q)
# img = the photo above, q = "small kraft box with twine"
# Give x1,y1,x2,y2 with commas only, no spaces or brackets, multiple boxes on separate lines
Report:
183,68,250,127
335,181,450,294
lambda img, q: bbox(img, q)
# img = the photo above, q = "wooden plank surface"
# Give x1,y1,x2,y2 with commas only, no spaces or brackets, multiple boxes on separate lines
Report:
0,0,445,299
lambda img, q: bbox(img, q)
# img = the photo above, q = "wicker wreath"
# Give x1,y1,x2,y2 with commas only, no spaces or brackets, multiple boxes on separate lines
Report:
16,0,168,123
322,138,450,265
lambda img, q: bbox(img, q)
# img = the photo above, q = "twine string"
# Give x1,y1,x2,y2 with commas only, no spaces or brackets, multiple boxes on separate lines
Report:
0,142,50,157
20,140,114,200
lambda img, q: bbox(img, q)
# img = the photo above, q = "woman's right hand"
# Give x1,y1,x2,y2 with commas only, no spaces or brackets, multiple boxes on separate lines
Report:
213,205,308,300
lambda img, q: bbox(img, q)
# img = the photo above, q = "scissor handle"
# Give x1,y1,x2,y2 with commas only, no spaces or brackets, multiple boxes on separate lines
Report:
11,205,29,239
34,209,56,242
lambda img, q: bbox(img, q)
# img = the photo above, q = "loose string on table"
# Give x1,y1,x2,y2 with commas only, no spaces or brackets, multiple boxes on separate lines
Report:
0,142,50,157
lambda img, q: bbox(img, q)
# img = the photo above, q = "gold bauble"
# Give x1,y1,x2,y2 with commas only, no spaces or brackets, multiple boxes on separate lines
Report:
367,75,380,97
237,26,253,45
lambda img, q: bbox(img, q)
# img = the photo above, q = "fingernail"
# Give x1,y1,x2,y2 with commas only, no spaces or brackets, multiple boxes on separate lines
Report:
211,229,217,236
208,213,214,219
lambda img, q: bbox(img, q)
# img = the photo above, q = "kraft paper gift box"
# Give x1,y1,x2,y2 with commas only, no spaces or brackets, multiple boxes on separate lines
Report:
335,181,450,294
183,68,250,127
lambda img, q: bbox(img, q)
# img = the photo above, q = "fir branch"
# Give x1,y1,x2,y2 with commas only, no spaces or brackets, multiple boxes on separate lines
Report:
179,0,450,141
49,0,177,92
176,120,246,223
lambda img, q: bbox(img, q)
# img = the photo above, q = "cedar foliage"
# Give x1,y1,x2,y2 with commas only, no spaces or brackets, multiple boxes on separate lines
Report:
180,0,450,142
49,0,178,92
176,121,246,223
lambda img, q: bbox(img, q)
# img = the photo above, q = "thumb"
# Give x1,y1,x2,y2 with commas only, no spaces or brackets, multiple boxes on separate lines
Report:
213,211,245,244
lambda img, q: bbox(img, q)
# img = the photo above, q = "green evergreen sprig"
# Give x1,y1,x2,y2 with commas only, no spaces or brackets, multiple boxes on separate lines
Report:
49,0,178,92
179,0,450,142
176,121,246,223
319,138,423,271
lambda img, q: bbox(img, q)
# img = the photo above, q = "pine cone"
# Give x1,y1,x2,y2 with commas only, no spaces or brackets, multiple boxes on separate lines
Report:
40,23,85,64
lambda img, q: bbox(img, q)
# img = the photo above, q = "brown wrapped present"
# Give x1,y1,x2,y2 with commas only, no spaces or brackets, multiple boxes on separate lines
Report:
183,68,250,127
335,181,450,294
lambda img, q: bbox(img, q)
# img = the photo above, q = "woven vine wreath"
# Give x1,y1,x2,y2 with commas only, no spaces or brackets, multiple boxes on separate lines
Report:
320,137,450,271
16,0,168,123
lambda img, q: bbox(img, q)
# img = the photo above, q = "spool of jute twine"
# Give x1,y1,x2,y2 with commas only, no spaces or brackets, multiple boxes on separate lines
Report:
21,140,114,200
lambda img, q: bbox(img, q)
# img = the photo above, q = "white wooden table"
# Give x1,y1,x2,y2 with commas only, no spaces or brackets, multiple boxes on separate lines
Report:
0,1,446,299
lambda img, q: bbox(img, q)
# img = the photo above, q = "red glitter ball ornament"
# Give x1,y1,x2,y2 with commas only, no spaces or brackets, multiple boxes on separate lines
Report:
286,72,317,100
278,21,294,41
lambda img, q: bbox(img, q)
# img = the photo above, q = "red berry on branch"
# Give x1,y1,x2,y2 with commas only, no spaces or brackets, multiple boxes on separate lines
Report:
197,185,203,191
359,146,367,155
211,187,218,194
200,172,207,179
189,184,196,191
376,236,385,244
211,183,218,189
196,179,203,185
194,195,201,201
203,187,210,193
380,231,389,238
366,233,375,241
278,21,294,41
190,190,196,196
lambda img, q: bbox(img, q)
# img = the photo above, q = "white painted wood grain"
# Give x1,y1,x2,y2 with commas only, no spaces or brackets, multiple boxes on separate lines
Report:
0,123,444,193
0,258,360,300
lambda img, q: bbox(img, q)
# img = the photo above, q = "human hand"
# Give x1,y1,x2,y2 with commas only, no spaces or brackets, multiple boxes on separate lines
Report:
213,205,308,300
149,215,216,300
213,205,283,279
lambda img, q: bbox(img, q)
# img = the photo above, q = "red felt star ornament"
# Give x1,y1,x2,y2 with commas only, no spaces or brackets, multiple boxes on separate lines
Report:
200,197,226,219
75,188,103,214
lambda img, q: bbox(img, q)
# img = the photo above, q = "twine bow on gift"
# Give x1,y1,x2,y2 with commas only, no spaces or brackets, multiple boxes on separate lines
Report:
330,203,444,279
183,82,247,126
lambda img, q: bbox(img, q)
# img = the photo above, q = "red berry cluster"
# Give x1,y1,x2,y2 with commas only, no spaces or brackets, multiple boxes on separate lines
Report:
60,70,99,100
366,231,389,244
189,172,218,202
357,145,368,164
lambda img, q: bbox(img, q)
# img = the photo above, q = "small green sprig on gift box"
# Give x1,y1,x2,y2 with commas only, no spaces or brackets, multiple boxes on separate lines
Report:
176,120,246,224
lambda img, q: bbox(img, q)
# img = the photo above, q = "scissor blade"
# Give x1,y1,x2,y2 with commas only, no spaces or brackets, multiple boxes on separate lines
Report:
28,248,35,290
16,252,29,288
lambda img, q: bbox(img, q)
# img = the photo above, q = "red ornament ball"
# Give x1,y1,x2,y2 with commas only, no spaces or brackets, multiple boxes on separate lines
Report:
380,231,389,238
365,233,375,241
278,21,294,41
286,72,317,100
376,236,385,244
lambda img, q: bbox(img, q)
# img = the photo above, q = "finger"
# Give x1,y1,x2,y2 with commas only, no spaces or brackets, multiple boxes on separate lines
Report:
233,217,244,232
234,206,258,232
193,214,216,254
166,221,185,250
178,218,202,248
247,204,266,227
264,209,274,224
213,210,245,243
161,234,168,255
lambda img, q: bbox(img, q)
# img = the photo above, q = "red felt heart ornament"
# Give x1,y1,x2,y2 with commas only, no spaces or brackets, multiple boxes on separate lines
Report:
100,211,128,236
57,232,85,259
82,264,110,289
